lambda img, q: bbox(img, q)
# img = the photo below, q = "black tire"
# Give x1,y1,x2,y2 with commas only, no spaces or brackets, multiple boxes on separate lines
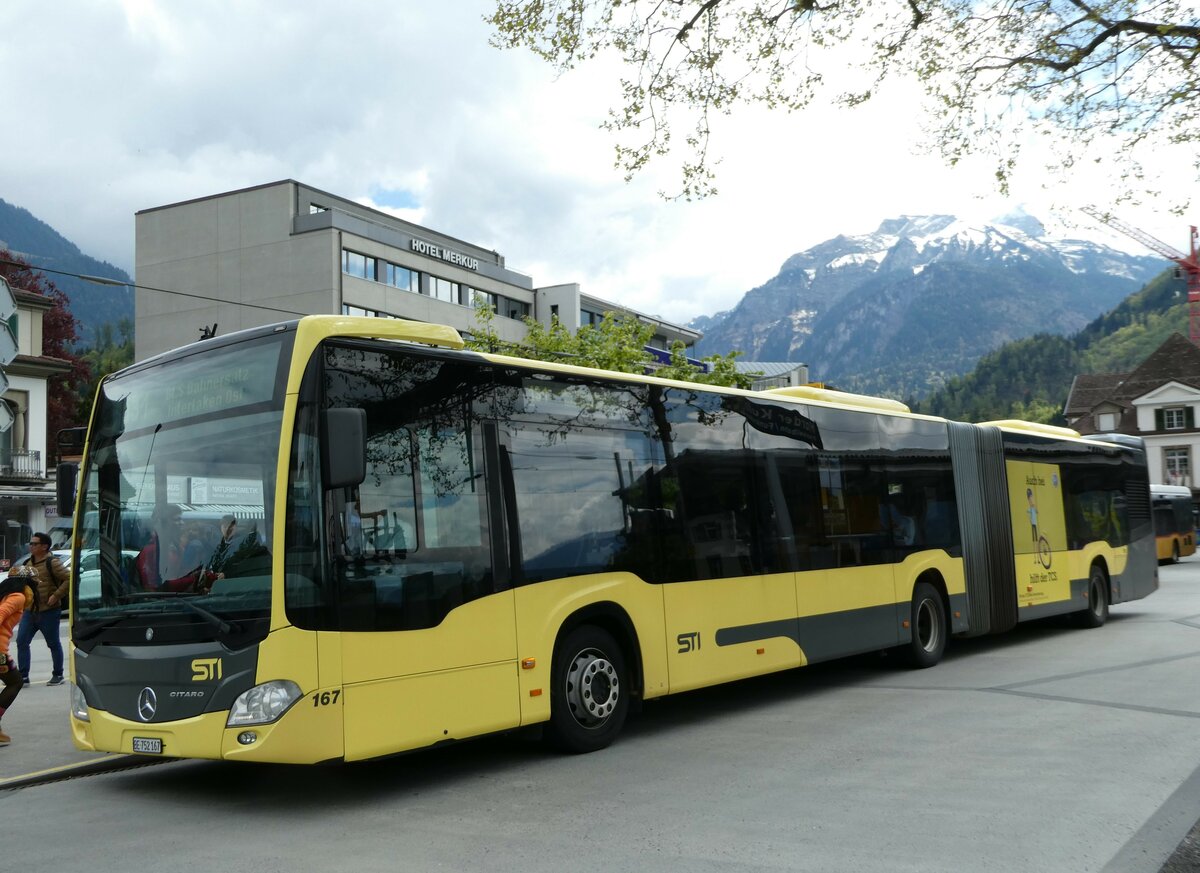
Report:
1076,563,1109,628
546,626,629,753
903,581,946,669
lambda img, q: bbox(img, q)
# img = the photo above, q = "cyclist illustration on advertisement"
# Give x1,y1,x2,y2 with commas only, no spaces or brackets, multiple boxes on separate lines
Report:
1027,487,1052,569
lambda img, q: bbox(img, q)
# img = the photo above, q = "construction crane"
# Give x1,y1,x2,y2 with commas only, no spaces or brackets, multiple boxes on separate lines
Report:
1081,206,1200,344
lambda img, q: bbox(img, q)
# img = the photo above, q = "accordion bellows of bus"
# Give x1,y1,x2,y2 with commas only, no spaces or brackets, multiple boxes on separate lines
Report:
63,316,1159,764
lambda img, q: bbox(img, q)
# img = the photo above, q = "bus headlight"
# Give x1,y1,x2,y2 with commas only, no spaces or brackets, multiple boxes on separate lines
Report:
227,680,302,727
71,683,90,722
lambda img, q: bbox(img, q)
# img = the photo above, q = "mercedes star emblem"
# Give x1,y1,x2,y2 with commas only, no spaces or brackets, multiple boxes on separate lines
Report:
137,687,158,722
145,627,154,641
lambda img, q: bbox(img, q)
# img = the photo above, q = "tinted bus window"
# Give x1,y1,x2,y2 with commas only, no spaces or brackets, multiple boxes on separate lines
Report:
302,345,496,631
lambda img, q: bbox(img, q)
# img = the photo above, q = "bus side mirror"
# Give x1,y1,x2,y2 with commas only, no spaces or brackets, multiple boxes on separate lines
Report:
56,462,78,518
320,408,366,490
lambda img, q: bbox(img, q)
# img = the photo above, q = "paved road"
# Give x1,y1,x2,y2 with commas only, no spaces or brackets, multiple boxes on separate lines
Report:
3,557,1199,872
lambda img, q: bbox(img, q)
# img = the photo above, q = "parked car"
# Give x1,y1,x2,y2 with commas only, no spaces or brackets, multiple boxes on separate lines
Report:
75,549,141,606
47,520,73,549
9,548,73,572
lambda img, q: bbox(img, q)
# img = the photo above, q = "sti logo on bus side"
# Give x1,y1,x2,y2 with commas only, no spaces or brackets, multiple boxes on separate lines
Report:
191,658,223,681
677,632,701,654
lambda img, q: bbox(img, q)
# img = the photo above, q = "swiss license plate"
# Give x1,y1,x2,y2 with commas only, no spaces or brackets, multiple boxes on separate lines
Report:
132,737,163,754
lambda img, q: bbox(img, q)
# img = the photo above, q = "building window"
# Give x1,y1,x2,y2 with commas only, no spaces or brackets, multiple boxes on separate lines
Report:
1096,412,1116,431
429,276,459,303
1164,407,1187,430
1165,447,1191,486
309,203,328,214
342,304,402,320
342,250,376,281
505,299,531,320
470,290,496,312
386,264,417,293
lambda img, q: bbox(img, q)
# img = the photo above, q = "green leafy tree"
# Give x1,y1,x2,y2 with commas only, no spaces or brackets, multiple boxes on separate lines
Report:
464,300,752,387
78,319,134,419
656,340,754,389
489,0,1200,205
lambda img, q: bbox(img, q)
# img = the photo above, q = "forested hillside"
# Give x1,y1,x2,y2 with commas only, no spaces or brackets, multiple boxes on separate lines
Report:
0,198,133,342
911,268,1187,423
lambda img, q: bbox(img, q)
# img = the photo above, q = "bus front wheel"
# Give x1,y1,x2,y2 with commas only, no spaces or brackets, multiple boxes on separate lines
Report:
1076,564,1110,628
547,626,629,753
904,581,946,669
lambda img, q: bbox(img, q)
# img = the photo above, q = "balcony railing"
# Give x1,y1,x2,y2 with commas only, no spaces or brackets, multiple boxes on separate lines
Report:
0,448,43,479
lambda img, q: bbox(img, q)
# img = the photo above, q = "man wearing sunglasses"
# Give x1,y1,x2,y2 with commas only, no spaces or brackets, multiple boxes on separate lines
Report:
12,532,69,687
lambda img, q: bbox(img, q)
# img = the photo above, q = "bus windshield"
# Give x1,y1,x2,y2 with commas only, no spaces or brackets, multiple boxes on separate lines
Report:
72,332,292,646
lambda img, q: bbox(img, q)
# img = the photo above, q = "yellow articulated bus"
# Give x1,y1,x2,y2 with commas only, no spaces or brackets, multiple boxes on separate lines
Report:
1151,484,1196,563
64,316,1158,763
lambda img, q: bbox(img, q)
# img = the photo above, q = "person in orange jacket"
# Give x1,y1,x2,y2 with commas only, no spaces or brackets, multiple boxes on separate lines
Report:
0,575,36,746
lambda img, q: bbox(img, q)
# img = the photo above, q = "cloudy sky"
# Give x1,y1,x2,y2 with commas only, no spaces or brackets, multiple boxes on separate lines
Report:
0,1,1196,326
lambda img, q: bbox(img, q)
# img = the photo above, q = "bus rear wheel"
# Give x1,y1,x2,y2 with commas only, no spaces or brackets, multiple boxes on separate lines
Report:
1076,564,1109,628
546,626,629,753
903,581,946,669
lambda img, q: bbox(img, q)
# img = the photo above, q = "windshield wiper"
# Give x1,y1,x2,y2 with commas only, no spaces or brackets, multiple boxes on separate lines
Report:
171,595,239,635
116,592,239,635
73,608,165,641
74,615,133,640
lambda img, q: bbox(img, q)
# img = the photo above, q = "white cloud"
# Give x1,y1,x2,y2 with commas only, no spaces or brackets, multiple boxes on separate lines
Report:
0,0,1195,328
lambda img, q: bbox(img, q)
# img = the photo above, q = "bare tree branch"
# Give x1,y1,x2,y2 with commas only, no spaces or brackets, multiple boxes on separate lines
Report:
487,0,1200,206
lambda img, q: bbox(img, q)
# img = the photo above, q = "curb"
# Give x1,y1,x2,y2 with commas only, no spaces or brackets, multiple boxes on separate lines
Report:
0,754,176,790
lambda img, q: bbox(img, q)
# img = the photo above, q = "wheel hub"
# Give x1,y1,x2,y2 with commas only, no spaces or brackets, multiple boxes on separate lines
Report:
565,649,619,727
916,598,940,653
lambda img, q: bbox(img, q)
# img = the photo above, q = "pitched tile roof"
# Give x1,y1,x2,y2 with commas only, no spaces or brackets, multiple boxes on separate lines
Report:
1067,332,1200,434
1109,332,1200,403
1065,373,1129,417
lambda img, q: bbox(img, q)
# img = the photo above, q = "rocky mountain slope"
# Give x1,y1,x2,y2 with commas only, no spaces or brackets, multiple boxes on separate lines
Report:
694,213,1164,398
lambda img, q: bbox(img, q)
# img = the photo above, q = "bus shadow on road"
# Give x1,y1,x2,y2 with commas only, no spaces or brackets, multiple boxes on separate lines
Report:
102,612,1141,808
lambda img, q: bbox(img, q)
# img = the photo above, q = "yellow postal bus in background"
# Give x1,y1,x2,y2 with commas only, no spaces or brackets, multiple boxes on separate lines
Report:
1151,484,1196,563
63,316,1158,764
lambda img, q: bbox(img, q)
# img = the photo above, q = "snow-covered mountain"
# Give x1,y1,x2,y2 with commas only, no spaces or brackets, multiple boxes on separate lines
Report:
693,212,1165,399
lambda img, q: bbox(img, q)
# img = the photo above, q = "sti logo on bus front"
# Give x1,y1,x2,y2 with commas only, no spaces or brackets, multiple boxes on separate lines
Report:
191,658,223,681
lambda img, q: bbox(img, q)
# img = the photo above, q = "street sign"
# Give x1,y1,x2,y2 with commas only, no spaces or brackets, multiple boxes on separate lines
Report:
0,276,17,432
0,275,15,322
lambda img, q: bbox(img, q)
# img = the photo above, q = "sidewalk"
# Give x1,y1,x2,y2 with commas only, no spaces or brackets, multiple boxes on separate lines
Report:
0,645,130,786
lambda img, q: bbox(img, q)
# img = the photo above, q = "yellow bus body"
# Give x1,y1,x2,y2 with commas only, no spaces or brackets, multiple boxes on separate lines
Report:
68,316,1158,763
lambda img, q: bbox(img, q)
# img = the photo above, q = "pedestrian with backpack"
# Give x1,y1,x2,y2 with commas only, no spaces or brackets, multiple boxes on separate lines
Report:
14,532,69,687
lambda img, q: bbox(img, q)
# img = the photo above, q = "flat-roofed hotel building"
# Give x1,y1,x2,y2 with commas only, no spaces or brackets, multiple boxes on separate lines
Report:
135,180,700,362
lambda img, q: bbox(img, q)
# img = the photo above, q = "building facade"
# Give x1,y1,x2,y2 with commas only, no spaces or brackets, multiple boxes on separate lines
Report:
1065,332,1200,493
735,361,811,391
0,282,72,560
135,180,700,362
